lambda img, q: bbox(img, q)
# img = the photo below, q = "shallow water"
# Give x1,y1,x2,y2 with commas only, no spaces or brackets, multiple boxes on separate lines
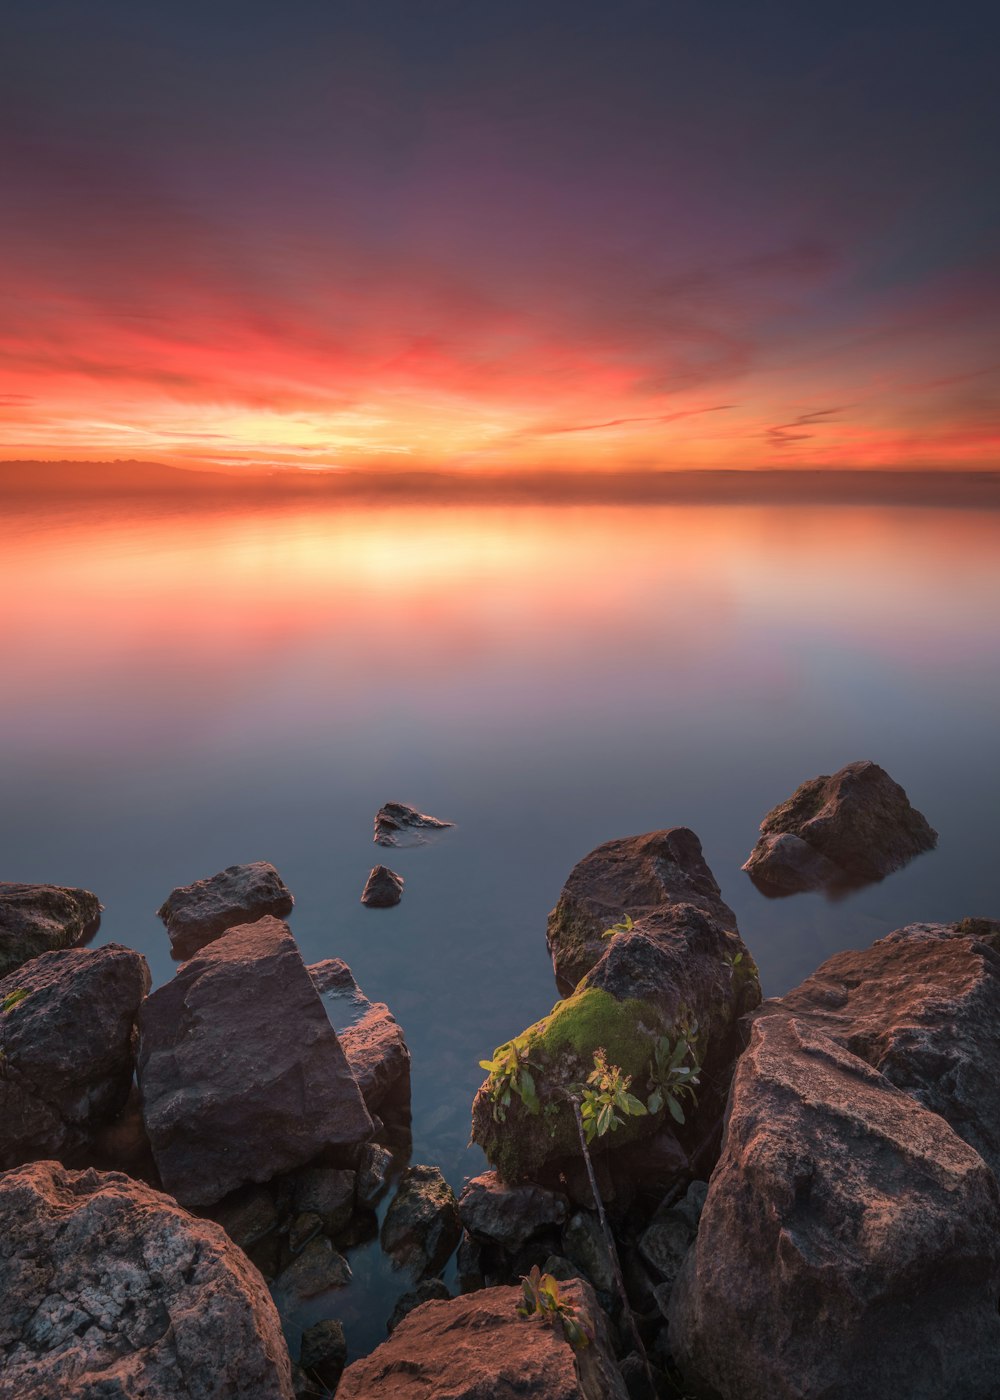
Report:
3,496,999,1356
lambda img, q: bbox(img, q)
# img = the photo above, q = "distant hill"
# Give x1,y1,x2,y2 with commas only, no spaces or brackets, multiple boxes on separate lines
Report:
2,459,999,506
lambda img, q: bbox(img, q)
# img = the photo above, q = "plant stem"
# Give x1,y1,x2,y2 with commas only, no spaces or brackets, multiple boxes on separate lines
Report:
571,1099,657,1397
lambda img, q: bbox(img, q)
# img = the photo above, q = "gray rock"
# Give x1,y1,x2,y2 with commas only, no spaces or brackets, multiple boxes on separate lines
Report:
0,943,150,1168
210,1184,280,1250
285,1166,355,1236
637,1214,694,1288
387,1277,451,1332
459,1171,569,1253
562,1211,613,1294
138,917,372,1207
288,1212,323,1254
0,882,102,978
338,1280,628,1400
357,1141,395,1206
271,1236,351,1302
373,801,454,848
361,865,404,907
299,1319,346,1391
309,958,411,1114
0,1160,294,1398
743,759,937,891
381,1164,461,1277
668,1014,1000,1399
157,861,294,959
545,826,738,992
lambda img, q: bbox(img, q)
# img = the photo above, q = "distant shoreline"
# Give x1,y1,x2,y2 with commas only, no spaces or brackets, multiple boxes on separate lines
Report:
2,460,1000,508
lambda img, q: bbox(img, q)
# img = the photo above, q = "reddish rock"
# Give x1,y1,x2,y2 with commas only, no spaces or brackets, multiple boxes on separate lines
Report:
0,944,150,1168
157,861,294,959
0,882,102,978
309,958,410,1114
668,1015,1000,1400
0,1160,294,1399
337,1281,627,1399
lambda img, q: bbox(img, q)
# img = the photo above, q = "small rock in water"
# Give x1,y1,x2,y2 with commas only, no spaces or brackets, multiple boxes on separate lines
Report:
271,1236,351,1301
361,864,404,907
373,801,454,848
380,1164,462,1278
157,860,294,959
357,1142,395,1207
0,882,102,978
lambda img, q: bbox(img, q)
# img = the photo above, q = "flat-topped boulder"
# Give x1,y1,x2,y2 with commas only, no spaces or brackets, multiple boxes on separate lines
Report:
309,958,411,1114
668,1014,1000,1400
373,801,454,848
546,827,737,992
0,882,101,978
757,917,1000,1181
743,759,937,892
138,917,372,1207
0,1160,294,1399
0,943,150,1168
156,861,294,959
337,1280,628,1400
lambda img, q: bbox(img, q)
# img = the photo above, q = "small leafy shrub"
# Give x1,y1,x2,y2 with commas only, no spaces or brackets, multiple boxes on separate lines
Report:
601,913,634,940
479,1039,540,1120
517,1266,592,1350
646,1026,701,1124
575,1048,648,1144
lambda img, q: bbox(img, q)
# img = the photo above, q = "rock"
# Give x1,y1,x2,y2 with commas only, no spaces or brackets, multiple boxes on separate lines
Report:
361,864,404,907
138,917,372,1207
546,827,737,992
471,898,759,1186
288,1211,323,1254
637,1214,694,1289
271,1236,351,1302
338,1280,628,1399
562,1211,614,1293
757,918,1000,1182
357,1141,395,1206
668,1014,1000,1400
0,1160,294,1398
156,861,294,959
284,1165,356,1236
742,759,937,892
373,800,454,848
309,958,411,1114
387,1277,451,1332
0,943,150,1168
380,1164,461,1277
0,882,101,978
459,1171,569,1253
543,1254,583,1283
210,1184,280,1250
299,1319,346,1390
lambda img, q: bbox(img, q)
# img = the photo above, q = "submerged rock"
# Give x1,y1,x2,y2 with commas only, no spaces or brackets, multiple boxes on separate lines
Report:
309,958,411,1115
373,801,454,848
743,759,937,892
0,944,150,1169
138,917,372,1208
381,1164,461,1277
282,1165,356,1237
0,1160,294,1399
157,860,294,959
668,1014,1000,1400
546,827,737,993
361,864,404,907
338,1280,628,1400
459,1171,569,1253
0,882,101,978
271,1237,351,1303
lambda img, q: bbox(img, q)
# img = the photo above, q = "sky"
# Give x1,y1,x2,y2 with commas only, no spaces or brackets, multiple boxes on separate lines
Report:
2,0,999,475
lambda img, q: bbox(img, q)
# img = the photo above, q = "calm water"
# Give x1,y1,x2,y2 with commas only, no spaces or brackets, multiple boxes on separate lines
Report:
3,497,999,1354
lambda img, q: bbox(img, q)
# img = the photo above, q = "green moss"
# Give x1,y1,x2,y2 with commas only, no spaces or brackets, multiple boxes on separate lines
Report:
530,988,663,1078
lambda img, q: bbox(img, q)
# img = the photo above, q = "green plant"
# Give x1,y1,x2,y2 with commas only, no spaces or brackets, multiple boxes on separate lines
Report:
647,1028,702,1124
479,1039,540,1120
1,989,28,1014
601,913,634,939
517,1266,592,1350
575,1048,648,1144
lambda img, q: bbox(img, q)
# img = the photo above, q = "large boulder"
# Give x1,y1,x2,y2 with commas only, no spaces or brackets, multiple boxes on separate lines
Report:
742,759,936,892
472,900,760,1186
459,1171,569,1254
668,1014,1000,1400
156,861,294,959
757,918,1000,1183
0,944,150,1168
546,827,737,993
309,958,411,1114
337,1280,628,1400
0,1160,294,1399
137,917,372,1207
0,882,101,978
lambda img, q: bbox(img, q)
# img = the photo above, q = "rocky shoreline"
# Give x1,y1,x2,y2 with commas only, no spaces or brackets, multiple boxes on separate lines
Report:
2,763,992,1399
